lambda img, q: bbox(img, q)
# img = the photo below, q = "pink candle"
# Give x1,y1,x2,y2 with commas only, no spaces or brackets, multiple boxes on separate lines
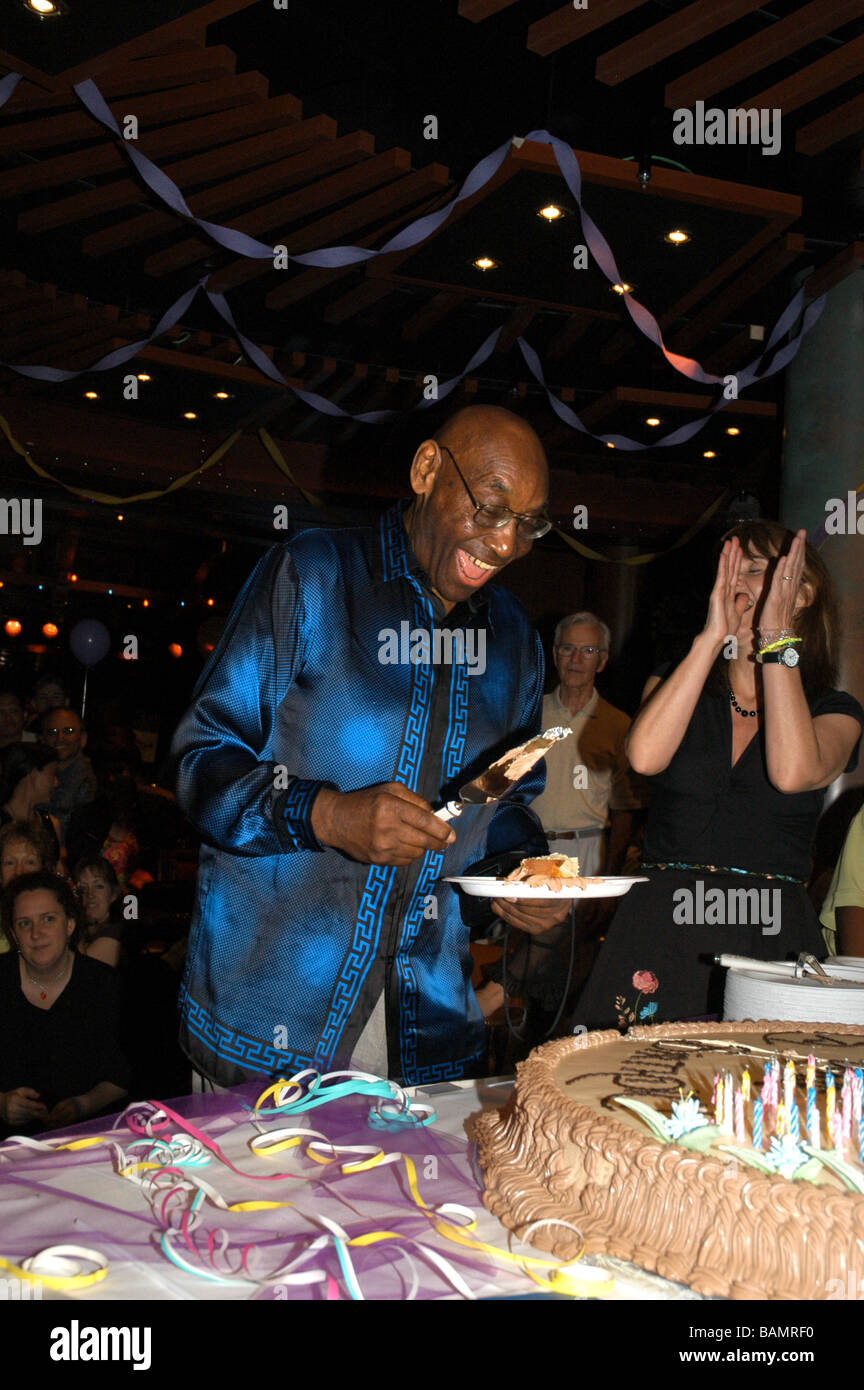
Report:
735,1087,746,1144
833,1109,845,1157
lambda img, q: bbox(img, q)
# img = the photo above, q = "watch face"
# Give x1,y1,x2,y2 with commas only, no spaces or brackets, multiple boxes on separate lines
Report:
781,647,800,666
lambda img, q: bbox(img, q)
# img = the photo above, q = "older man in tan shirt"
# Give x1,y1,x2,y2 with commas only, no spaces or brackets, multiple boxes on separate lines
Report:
476,612,644,1028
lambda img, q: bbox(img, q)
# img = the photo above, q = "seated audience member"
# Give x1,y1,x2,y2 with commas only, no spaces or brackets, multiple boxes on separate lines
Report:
73,855,124,968
0,820,58,953
821,804,864,957
40,707,97,839
0,689,36,750
0,871,130,1134
26,676,70,735
0,743,62,867
66,755,140,884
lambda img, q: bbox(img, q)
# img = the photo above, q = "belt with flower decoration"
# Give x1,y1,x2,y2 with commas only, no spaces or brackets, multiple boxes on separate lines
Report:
643,861,805,885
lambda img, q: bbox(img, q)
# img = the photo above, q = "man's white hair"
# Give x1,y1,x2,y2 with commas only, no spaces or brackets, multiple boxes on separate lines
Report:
554,611,611,651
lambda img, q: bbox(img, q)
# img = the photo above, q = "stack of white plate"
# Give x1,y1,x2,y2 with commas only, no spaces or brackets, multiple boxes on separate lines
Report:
723,958,864,1024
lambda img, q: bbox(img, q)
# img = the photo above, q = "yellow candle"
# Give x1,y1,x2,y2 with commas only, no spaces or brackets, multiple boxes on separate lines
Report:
776,1100,786,1137
742,1069,751,1103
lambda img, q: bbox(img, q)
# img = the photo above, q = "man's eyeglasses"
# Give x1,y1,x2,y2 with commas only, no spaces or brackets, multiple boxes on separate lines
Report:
439,445,551,541
556,644,605,659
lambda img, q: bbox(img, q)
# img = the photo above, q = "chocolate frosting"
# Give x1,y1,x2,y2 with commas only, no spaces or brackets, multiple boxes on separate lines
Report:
476,1020,864,1301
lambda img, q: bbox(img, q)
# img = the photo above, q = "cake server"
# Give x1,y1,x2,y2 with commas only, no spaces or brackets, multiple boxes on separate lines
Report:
435,726,571,822
715,952,846,984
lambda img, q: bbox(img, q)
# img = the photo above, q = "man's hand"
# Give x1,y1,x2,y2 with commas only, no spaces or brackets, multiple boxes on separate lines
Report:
491,898,571,935
1,1087,49,1127
311,783,456,866
47,1097,85,1131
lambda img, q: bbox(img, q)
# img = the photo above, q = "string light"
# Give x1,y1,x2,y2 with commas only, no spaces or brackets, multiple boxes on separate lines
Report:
665,229,690,244
42,623,59,639
5,620,22,637
473,256,497,271
537,204,564,221
612,282,633,295
645,417,661,427
726,427,741,436
168,643,183,659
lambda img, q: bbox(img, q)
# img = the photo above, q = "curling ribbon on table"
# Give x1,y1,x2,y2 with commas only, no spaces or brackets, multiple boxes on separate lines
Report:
0,1245,108,1291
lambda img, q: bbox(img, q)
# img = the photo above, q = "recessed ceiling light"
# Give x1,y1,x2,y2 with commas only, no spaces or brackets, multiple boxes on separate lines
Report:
84,391,99,399
137,373,151,382
213,391,231,400
703,450,716,458
183,411,197,420
473,256,498,271
537,204,564,222
645,417,661,427
665,229,690,245
611,282,633,295
23,0,66,15
726,426,740,436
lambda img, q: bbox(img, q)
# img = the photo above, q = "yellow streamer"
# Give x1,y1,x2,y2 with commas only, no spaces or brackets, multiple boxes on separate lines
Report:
0,1254,108,1292
0,411,244,506
554,487,730,565
258,428,324,508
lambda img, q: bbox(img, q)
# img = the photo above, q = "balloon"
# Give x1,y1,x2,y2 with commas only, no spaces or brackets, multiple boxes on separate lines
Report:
69,619,111,667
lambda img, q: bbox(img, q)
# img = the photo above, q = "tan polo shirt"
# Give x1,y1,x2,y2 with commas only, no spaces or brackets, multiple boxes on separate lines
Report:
529,686,644,833
820,805,864,955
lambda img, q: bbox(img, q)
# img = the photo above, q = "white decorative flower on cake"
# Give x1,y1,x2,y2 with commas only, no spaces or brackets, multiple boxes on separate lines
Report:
767,1134,811,1180
667,1095,710,1141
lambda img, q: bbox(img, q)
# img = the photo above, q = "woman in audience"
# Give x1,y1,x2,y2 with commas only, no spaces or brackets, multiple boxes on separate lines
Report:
0,743,62,868
73,854,124,968
0,820,58,953
0,871,129,1133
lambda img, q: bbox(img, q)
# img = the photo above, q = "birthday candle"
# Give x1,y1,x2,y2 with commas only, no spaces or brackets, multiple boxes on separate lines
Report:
753,1097,763,1150
714,1074,724,1127
776,1100,786,1138
806,1086,819,1150
735,1086,746,1144
789,1101,800,1144
833,1109,844,1157
723,1071,734,1135
742,1068,751,1103
806,1053,816,1091
859,1107,864,1165
855,1068,864,1123
826,1068,836,1131
843,1070,853,1142
783,1059,796,1114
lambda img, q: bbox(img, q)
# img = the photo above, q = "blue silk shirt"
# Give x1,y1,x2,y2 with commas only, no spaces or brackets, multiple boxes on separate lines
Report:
171,503,545,1086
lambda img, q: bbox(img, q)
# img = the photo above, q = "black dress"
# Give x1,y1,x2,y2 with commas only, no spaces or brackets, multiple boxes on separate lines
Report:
0,953,131,1133
572,683,864,1029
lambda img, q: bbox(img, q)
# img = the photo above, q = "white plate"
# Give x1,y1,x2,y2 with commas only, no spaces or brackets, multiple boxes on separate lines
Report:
444,875,649,900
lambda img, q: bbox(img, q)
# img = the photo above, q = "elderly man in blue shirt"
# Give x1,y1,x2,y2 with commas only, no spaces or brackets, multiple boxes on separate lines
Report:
172,405,569,1087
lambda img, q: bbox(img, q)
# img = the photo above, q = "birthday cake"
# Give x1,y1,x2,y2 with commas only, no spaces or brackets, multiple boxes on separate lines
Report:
476,1021,864,1300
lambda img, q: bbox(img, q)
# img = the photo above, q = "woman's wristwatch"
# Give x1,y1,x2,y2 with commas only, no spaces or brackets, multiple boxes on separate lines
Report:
755,646,800,667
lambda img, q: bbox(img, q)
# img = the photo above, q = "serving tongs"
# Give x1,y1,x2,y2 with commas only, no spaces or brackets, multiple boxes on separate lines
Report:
435,726,572,822
714,951,849,985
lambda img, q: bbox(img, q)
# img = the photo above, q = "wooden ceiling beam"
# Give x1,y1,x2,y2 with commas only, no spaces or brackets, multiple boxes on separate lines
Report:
664,0,864,108
596,0,766,86
458,0,520,17
83,122,357,262
703,327,761,374
23,113,336,237
743,31,864,117
372,268,621,319
139,132,384,276
0,305,119,359
796,90,864,155
2,291,84,333
265,189,450,311
210,161,450,295
0,92,303,199
35,315,151,368
401,291,470,341
527,0,653,57
669,233,805,355
0,71,269,154
494,303,539,354
547,310,596,361
324,279,400,325
16,47,239,112
58,0,262,83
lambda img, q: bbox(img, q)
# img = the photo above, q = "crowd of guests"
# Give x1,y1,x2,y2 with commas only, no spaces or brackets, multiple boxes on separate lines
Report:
0,674,191,1137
